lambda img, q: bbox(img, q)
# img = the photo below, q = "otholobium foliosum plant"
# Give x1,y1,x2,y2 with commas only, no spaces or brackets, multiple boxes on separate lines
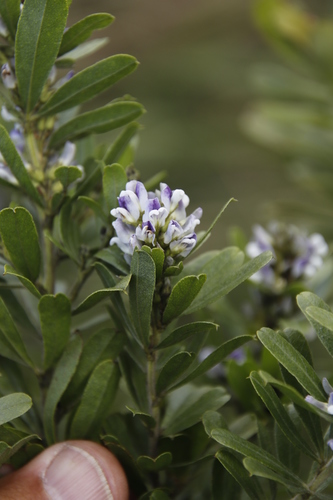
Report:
0,1,332,499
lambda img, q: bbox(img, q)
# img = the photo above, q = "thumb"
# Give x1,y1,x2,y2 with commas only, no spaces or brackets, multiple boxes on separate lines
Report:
0,440,129,500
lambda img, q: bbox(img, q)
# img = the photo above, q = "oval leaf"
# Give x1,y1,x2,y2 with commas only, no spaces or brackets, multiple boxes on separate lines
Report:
216,451,266,500
16,0,68,112
0,207,41,282
70,360,120,439
137,452,172,472
58,13,114,56
43,336,82,444
170,335,253,390
0,0,20,39
250,371,318,461
103,163,127,212
156,321,218,350
186,250,272,314
39,55,138,116
156,352,194,395
54,165,82,189
39,293,71,370
211,428,306,490
257,328,326,401
163,274,206,324
4,264,41,299
73,274,131,315
162,385,230,436
0,126,43,205
0,393,32,426
129,251,155,347
103,122,141,165
49,102,145,148
63,329,122,404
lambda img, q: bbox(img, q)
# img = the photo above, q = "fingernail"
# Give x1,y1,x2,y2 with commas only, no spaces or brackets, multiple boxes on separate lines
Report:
43,444,114,500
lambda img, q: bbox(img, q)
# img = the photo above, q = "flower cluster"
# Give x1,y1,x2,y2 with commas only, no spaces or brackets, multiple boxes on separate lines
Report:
246,222,328,290
110,181,202,265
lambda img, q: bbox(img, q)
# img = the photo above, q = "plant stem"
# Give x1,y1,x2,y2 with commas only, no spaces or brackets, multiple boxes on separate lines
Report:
147,314,161,458
69,267,94,303
291,457,333,500
43,229,55,294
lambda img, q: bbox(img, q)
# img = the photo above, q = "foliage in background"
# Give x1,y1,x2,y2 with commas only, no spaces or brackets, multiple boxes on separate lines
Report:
0,1,332,499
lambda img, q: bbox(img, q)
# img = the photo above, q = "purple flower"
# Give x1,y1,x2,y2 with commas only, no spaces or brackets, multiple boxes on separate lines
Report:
246,222,328,289
110,181,202,264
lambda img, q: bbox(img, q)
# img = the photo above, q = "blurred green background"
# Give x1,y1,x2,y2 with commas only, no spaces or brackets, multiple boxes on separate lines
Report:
68,1,332,248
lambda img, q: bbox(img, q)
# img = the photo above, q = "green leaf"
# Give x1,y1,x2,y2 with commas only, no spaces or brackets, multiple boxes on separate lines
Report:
103,122,141,165
73,274,131,315
137,452,172,472
257,328,326,401
0,393,32,426
139,490,171,500
0,207,41,282
4,265,41,299
39,294,71,370
193,198,237,255
243,456,303,493
156,352,194,395
39,55,138,116
63,329,123,404
54,166,82,189
95,247,130,276
103,163,127,212
306,307,333,356
0,127,43,205
49,102,145,148
15,0,68,112
57,38,109,66
59,202,80,262
0,0,20,39
150,248,165,283
258,371,326,456
119,351,148,412
212,458,241,500
162,385,230,436
43,336,82,445
275,419,300,475
156,321,218,350
58,13,114,56
185,249,272,314
202,410,227,438
129,250,155,347
258,371,322,416
164,261,183,277
170,335,253,390
211,428,306,491
297,292,333,358
126,406,156,429
70,360,120,439
78,196,108,223
281,328,313,366
0,298,32,366
250,371,318,461
95,262,136,338
0,434,40,467
163,274,206,324
216,451,266,500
